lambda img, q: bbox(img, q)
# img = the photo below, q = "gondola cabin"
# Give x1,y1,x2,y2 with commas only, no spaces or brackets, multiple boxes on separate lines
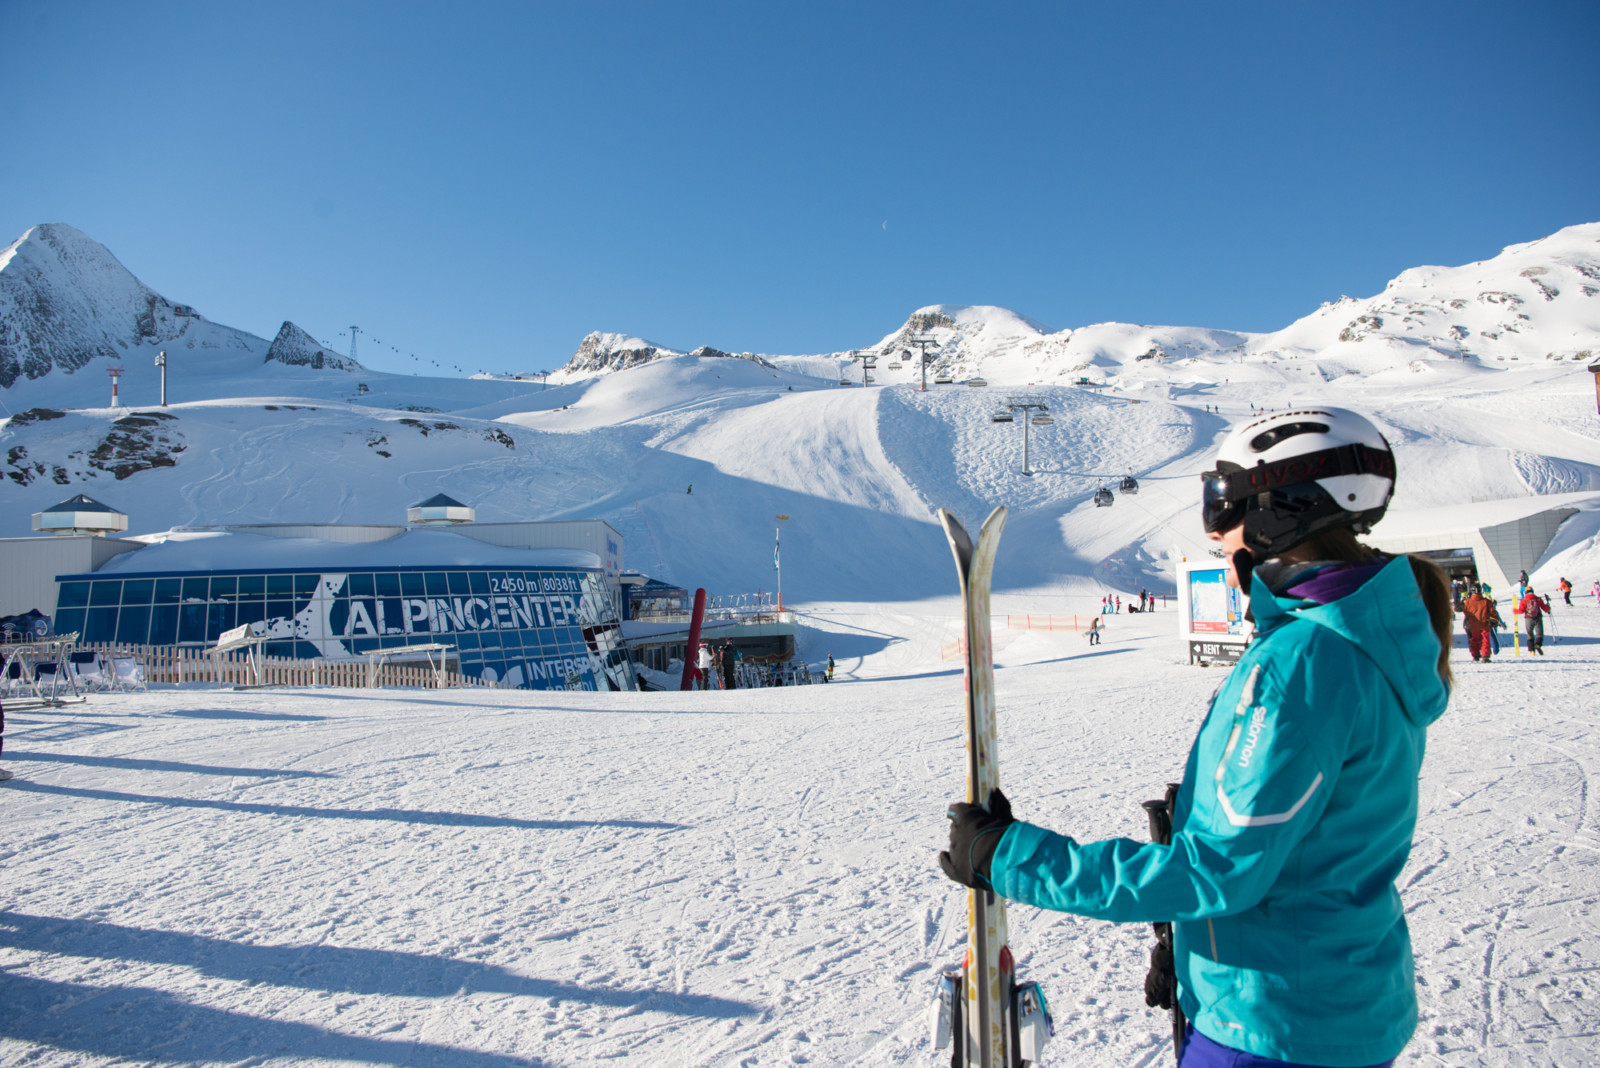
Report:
1094,487,1115,507
1119,475,1139,494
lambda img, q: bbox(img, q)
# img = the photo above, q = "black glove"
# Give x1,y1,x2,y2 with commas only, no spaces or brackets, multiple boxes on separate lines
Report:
939,788,1014,890
1143,935,1175,1010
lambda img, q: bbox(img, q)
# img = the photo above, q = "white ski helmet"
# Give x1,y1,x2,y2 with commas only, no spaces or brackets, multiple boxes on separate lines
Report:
1201,407,1395,556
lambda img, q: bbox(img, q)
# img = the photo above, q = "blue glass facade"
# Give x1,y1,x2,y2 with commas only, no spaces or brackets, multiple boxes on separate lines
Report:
54,566,635,692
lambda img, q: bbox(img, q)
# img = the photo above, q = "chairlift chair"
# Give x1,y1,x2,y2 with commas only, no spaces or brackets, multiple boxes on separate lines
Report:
968,377,988,387
934,374,953,385
888,362,902,370
1119,475,1139,494
1093,486,1115,507
1030,412,1054,425
991,409,1015,423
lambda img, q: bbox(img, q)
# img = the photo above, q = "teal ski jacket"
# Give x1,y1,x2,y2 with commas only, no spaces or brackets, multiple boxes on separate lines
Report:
991,556,1449,1066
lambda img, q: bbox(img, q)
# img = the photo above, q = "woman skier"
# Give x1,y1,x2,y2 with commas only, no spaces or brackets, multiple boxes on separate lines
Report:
940,408,1454,1067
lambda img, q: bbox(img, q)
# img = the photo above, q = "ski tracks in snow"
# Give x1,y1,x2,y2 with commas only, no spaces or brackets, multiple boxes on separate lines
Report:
3,606,1600,1064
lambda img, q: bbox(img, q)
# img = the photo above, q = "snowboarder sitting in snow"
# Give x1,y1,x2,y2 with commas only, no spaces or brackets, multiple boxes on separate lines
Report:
940,408,1454,1068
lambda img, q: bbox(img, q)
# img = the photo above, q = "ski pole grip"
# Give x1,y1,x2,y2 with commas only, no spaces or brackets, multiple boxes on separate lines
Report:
1141,783,1180,846
1142,799,1172,846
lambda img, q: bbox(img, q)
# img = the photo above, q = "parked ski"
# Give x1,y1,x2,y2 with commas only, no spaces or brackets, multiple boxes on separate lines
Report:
930,508,1052,1067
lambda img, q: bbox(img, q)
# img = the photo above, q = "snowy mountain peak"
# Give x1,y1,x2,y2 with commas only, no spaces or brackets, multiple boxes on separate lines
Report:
1270,221,1600,364
265,321,360,372
0,222,274,394
556,331,681,379
0,223,170,387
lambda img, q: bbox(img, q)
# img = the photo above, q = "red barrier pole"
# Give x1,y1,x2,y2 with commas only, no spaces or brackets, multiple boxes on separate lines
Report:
680,587,708,691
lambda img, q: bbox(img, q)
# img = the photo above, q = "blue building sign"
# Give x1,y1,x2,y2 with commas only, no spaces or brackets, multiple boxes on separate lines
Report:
54,566,635,692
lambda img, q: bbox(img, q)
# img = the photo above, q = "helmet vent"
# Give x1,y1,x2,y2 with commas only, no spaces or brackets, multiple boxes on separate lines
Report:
1249,421,1329,452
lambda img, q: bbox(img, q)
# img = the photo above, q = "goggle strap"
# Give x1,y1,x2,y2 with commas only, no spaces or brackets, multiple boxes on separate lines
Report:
1221,443,1392,501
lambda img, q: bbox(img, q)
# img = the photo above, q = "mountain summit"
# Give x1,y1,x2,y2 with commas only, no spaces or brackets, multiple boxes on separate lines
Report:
0,223,276,391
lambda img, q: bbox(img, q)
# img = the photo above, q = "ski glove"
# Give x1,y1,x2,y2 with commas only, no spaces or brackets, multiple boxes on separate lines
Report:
1144,937,1176,1010
939,788,1014,891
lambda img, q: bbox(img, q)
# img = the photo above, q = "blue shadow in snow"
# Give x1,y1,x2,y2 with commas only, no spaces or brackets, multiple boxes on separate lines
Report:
166,707,328,721
6,782,685,832
0,911,757,1017
4,751,335,779
0,969,552,1067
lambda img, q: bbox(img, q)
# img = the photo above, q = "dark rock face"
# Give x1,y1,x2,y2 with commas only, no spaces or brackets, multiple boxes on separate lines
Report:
85,410,186,481
563,331,671,375
906,311,957,333
264,321,358,371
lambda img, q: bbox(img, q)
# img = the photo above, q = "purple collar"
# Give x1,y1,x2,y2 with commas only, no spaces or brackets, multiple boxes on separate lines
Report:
1283,559,1391,605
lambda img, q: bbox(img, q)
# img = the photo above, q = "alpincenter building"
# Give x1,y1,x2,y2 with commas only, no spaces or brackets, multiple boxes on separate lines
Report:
11,494,637,692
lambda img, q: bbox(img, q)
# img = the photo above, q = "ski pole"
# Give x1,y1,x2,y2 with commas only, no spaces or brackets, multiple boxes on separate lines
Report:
1142,784,1186,1063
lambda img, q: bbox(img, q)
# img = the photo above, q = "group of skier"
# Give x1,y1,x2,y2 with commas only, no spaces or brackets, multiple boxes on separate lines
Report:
942,408,1457,1067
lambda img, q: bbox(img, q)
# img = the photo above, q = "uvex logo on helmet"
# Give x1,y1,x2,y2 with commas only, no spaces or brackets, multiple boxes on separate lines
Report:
1239,445,1395,494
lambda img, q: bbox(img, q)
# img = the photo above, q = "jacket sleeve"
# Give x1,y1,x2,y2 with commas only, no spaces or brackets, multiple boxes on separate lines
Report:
990,664,1336,923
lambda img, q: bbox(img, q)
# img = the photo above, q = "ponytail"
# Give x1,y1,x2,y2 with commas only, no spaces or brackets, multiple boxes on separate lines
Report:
1287,527,1455,692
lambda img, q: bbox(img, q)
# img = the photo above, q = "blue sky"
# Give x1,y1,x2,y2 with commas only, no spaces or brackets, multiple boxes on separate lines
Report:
3,1,1597,375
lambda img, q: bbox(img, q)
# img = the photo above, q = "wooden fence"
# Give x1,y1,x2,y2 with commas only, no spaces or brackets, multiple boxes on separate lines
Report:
75,642,495,690
1006,614,1086,632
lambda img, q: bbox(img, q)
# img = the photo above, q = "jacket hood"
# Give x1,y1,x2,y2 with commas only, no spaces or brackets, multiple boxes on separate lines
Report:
1250,555,1449,727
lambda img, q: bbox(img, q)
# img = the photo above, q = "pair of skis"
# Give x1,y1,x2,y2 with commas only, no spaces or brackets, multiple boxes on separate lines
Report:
931,507,1052,1067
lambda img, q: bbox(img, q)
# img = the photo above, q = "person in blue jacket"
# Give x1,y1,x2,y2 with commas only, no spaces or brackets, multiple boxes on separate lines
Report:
941,408,1455,1068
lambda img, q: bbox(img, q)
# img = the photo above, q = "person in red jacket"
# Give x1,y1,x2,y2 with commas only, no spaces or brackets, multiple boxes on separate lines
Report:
1518,585,1552,655
1461,584,1497,662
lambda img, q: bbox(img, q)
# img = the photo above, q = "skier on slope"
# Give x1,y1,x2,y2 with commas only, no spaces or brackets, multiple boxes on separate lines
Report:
1517,585,1551,655
940,408,1455,1068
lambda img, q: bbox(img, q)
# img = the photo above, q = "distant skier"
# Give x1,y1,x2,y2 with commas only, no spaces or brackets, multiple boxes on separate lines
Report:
1593,580,1600,606
826,653,835,681
686,484,693,495
1462,583,1496,663
941,407,1454,1068
1558,577,1572,606
1086,616,1101,645
1518,585,1551,655
695,643,714,687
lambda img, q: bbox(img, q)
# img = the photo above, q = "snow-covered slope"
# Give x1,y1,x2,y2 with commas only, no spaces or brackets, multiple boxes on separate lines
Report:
3,222,1600,604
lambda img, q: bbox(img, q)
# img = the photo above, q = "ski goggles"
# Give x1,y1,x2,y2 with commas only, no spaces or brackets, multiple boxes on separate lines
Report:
1200,469,1248,534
